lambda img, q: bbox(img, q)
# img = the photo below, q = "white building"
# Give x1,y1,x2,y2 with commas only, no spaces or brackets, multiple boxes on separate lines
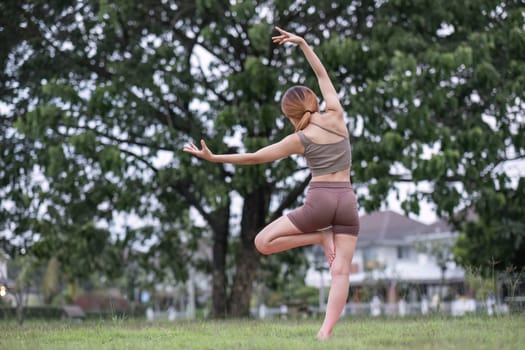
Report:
306,210,465,303
0,251,7,282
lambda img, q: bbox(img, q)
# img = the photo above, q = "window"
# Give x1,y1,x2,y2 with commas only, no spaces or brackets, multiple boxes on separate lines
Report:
363,248,383,270
397,246,411,260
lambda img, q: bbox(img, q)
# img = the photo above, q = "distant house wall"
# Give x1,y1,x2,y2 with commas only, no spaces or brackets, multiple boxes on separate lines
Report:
352,250,364,271
398,245,419,262
360,245,399,271
356,236,458,270
0,254,7,280
379,246,398,266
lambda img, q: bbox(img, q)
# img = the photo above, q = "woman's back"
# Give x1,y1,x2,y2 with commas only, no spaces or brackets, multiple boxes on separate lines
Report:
301,111,348,144
298,111,351,181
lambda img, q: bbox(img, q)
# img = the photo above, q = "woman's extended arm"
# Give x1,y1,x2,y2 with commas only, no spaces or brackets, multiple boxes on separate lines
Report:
183,134,303,165
272,27,343,115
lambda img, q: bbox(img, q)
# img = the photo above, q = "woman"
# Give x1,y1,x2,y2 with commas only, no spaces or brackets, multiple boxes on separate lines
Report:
183,27,359,339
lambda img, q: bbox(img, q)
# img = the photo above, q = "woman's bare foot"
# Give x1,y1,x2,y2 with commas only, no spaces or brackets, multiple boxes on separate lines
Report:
316,331,332,340
320,229,335,267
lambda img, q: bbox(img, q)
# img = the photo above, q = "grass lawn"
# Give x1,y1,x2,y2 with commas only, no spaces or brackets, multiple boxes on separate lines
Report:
1,314,524,350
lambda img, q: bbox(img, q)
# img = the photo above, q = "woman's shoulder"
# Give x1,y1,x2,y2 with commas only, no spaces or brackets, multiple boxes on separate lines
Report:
313,112,348,135
316,109,344,121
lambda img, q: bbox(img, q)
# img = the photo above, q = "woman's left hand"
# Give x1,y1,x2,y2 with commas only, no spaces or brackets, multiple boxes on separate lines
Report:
183,139,214,161
272,26,305,46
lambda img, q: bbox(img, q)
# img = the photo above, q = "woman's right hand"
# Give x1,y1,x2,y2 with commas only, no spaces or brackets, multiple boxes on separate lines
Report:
272,26,305,46
183,139,215,161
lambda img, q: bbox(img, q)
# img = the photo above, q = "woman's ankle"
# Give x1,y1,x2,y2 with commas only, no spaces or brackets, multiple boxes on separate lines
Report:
316,330,332,340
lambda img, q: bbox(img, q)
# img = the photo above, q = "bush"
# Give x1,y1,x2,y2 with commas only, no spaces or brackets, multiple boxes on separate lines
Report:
0,306,63,320
0,305,148,320
84,304,149,320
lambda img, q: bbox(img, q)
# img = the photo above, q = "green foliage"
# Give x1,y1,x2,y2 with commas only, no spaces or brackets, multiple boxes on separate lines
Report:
454,179,525,273
265,284,318,307
248,22,271,54
463,266,496,301
0,306,64,320
258,248,309,297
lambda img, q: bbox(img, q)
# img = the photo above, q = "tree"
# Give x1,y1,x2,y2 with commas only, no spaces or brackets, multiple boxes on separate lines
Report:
1,0,202,309
9,253,38,325
454,178,525,273
418,239,455,309
42,256,60,305
1,0,524,318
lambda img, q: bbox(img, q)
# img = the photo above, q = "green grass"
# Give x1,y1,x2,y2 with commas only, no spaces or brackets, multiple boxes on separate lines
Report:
1,314,524,350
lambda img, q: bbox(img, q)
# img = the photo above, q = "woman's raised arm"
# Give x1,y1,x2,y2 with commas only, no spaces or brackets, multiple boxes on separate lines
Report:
272,27,343,116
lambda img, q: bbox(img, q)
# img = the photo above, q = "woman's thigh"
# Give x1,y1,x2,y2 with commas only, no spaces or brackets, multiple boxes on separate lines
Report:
255,215,303,244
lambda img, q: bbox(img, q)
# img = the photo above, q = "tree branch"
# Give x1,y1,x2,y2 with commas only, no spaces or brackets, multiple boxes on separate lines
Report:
173,180,215,227
194,52,231,105
118,147,159,174
55,128,159,173
60,123,175,153
268,175,311,222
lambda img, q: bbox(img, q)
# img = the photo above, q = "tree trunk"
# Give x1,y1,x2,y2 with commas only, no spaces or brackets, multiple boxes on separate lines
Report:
15,289,25,326
210,206,230,318
228,187,270,317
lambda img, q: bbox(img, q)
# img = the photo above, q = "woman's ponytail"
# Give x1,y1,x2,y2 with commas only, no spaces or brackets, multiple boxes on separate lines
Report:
295,110,314,131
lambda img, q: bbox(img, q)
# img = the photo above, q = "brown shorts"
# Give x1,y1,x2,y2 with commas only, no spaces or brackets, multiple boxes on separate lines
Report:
287,181,360,235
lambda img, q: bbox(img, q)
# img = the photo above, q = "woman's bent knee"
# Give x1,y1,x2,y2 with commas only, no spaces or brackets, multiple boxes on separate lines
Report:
254,234,271,255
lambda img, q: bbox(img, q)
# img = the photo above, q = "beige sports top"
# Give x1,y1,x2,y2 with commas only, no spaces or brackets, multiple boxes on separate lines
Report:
297,122,352,177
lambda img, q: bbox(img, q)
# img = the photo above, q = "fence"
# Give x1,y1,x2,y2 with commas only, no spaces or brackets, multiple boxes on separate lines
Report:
251,299,513,319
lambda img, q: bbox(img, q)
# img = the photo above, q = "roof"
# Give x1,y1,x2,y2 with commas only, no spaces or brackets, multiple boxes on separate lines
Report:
358,210,454,245
427,219,454,233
